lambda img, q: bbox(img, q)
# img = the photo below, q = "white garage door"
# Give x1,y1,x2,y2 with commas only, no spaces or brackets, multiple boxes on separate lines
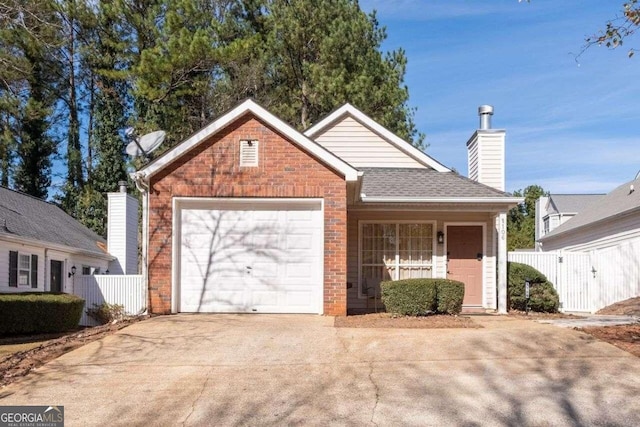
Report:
178,199,323,313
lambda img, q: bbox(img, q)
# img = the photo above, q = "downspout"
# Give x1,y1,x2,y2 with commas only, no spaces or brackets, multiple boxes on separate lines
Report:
132,171,150,314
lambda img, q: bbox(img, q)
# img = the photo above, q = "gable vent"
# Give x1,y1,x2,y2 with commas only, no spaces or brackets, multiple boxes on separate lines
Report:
240,140,259,167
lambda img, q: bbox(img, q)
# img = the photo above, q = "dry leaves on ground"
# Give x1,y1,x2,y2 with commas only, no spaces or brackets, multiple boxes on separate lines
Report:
334,313,482,329
579,324,640,358
0,317,147,388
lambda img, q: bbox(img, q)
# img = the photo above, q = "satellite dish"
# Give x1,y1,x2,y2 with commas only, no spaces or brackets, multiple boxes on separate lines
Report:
126,130,166,159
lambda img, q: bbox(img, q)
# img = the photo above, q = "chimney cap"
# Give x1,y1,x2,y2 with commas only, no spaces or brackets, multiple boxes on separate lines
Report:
478,105,494,115
118,181,128,193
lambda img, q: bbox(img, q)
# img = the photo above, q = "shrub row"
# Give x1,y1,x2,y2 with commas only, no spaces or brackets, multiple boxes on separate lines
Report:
0,293,85,335
507,262,559,313
380,279,465,315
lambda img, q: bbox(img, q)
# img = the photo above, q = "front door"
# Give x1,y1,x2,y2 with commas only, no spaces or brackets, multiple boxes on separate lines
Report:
50,260,63,292
447,226,483,306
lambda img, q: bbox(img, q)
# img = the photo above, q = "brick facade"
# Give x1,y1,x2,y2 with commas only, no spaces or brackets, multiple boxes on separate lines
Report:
147,114,347,316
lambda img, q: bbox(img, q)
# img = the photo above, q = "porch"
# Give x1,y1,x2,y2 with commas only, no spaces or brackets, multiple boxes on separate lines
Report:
345,208,506,314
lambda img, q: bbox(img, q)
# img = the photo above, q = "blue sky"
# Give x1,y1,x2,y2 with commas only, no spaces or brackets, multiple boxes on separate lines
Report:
359,0,640,194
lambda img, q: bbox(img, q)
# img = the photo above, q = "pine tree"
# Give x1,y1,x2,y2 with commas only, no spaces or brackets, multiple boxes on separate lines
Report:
222,0,424,146
1,0,61,198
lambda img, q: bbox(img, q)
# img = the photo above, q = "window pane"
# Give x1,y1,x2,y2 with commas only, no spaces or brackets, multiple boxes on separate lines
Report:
399,266,433,280
362,224,396,265
19,271,30,285
398,224,433,266
19,254,30,270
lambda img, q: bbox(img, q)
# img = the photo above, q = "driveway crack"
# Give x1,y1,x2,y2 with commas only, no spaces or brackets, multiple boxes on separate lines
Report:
368,362,380,427
181,367,212,426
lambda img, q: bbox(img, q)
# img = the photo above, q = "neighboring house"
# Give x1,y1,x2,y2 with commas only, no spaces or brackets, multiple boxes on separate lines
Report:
0,184,138,294
535,194,604,251
131,99,521,316
539,177,640,252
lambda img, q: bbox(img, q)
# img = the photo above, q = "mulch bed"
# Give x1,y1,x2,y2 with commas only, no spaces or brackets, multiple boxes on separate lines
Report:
505,310,579,320
579,324,640,358
0,316,148,388
334,312,482,329
596,297,640,317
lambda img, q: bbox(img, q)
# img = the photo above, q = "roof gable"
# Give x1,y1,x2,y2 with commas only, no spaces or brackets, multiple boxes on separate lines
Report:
547,194,604,215
139,99,359,181
541,178,640,240
0,186,108,257
304,104,450,172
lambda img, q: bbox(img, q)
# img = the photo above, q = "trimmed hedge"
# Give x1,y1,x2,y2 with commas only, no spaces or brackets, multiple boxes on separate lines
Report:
380,278,465,316
0,293,85,335
507,262,559,313
436,280,465,314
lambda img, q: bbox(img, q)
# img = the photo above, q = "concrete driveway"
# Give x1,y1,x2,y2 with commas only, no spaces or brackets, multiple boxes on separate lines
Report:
1,315,639,426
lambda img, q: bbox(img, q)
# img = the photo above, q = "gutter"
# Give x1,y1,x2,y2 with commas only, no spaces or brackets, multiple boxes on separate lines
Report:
359,195,524,204
132,171,150,313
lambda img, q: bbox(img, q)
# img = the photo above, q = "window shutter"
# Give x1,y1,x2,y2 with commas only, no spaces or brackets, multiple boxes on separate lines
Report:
9,251,18,287
31,254,38,288
239,140,259,167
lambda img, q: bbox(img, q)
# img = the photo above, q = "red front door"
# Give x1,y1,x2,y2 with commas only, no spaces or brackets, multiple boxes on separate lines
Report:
447,226,483,306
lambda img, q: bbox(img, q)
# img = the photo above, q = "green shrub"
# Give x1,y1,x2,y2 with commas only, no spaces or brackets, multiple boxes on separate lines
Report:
507,262,559,313
435,280,465,314
0,293,85,335
380,278,465,316
380,279,436,316
87,302,126,325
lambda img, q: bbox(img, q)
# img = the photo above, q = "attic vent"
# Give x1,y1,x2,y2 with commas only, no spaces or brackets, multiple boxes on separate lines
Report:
240,140,259,167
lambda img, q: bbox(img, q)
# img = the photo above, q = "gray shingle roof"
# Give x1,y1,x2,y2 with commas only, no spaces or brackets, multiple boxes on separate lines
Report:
541,177,640,240
548,194,604,215
359,168,514,199
0,186,108,257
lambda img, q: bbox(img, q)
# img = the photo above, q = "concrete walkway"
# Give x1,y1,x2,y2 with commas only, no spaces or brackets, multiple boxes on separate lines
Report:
1,314,639,426
537,314,640,328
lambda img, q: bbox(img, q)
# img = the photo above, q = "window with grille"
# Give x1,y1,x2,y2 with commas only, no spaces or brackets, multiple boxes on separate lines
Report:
239,140,259,167
18,254,31,286
359,222,434,298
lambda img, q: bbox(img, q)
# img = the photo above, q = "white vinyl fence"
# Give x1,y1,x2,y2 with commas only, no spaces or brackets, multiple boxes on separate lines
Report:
509,240,640,313
74,275,146,326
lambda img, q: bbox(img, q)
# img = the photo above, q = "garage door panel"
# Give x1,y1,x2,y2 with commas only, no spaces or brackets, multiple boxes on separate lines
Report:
179,201,322,314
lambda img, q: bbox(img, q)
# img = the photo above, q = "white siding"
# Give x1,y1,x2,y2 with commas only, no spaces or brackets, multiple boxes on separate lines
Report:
347,210,497,312
467,138,479,182
541,214,640,252
466,131,505,192
0,240,45,292
107,192,139,274
0,239,108,293
313,116,426,168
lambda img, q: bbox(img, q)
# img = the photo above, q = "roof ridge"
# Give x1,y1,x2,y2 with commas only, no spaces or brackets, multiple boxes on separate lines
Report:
0,185,58,207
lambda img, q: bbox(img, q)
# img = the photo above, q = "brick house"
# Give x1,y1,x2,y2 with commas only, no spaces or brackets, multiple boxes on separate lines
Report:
133,99,520,316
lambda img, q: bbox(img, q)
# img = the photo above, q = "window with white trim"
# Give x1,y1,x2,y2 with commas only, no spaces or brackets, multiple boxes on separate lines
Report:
239,139,259,167
82,265,101,275
360,223,434,297
18,254,31,286
8,251,38,288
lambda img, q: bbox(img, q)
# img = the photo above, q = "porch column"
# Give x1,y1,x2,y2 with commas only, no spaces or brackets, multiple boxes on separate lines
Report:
496,213,508,313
